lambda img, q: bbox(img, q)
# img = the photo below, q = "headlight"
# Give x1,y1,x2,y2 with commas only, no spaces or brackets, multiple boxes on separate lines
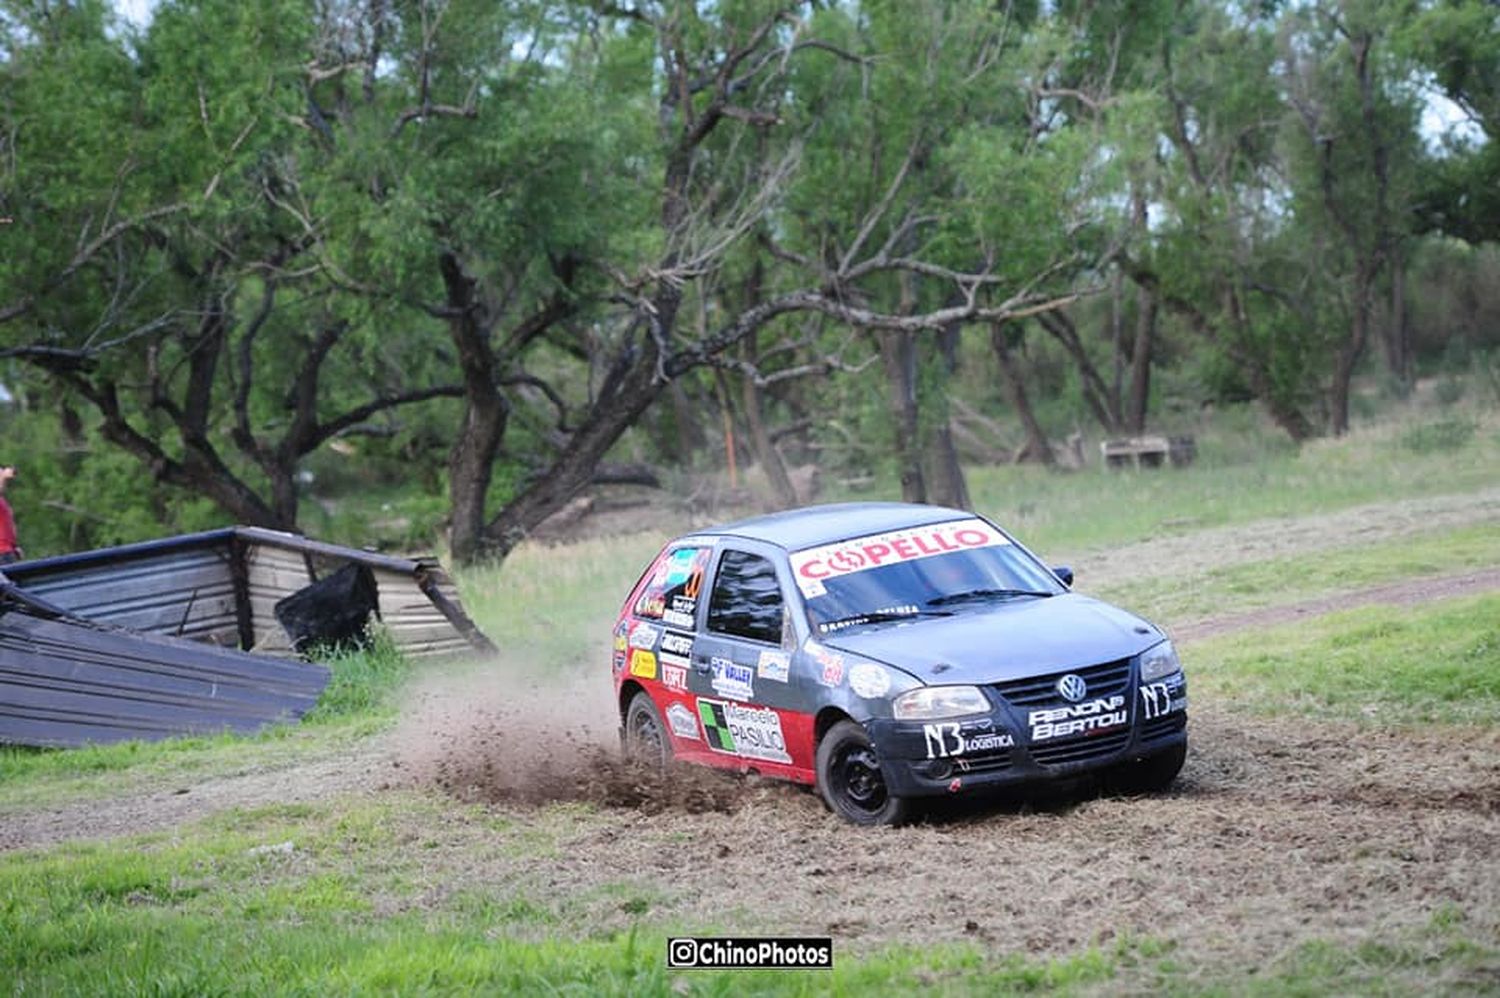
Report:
892,685,990,720
1140,641,1182,682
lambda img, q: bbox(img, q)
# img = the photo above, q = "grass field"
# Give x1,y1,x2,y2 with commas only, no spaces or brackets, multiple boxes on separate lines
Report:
2,404,1498,994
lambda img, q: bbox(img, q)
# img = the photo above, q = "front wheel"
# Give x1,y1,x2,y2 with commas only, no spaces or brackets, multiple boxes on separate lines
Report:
623,692,672,769
816,720,911,826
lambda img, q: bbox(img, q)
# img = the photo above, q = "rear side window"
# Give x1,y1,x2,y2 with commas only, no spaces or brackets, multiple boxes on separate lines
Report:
707,550,784,644
634,546,710,628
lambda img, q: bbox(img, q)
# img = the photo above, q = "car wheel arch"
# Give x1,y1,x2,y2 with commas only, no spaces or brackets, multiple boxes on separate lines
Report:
618,679,647,720
813,706,854,749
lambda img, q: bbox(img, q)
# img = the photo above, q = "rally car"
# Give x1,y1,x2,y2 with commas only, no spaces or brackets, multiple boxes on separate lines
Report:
611,502,1187,825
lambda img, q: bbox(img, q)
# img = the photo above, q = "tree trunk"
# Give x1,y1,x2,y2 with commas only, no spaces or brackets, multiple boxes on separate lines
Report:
1330,266,1376,437
876,329,926,502
481,340,665,559
1035,310,1119,433
440,252,509,565
1385,242,1411,395
923,323,970,508
1126,281,1157,434
990,322,1053,465
741,366,798,506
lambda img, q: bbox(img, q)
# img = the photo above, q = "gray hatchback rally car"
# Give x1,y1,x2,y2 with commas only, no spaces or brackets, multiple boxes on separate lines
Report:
612,502,1187,824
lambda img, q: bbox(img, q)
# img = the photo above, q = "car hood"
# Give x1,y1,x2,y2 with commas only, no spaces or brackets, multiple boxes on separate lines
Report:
821,593,1163,685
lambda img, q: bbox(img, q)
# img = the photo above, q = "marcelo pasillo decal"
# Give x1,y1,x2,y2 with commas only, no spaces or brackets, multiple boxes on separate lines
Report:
696,698,791,763
758,649,790,683
1028,695,1127,741
629,649,658,680
666,701,700,740
710,657,754,701
789,518,1009,597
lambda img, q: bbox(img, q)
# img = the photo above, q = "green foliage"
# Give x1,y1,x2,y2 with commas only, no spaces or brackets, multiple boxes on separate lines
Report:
1399,416,1476,454
302,627,410,723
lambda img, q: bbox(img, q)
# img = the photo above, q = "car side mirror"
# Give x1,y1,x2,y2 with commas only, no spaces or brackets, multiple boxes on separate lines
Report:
1052,565,1074,588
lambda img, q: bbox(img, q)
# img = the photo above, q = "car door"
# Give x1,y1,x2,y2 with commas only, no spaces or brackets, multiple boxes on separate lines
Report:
688,545,810,775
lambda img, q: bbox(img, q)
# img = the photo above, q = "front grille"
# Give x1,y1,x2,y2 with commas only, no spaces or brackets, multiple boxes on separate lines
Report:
1030,728,1131,766
1139,711,1187,742
992,658,1132,707
951,754,1013,775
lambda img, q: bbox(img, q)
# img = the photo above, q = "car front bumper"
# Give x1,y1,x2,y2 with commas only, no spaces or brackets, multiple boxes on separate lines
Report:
865,671,1187,798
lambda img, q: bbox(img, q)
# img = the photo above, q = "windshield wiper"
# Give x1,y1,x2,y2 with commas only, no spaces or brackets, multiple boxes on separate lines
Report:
818,609,952,633
926,588,1054,607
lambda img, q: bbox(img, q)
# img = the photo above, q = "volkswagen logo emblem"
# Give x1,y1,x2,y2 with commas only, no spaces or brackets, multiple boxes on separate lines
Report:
1056,673,1088,702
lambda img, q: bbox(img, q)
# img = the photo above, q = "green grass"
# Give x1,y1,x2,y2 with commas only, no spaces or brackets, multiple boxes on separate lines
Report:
1095,523,1500,625
3,795,1489,995
0,795,1125,995
956,412,1500,555
1187,593,1500,723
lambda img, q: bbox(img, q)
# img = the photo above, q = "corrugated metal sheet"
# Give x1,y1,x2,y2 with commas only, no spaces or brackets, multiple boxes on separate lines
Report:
4,530,243,646
0,599,328,748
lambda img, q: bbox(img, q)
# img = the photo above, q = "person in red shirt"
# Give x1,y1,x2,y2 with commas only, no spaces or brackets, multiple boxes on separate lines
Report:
0,465,22,565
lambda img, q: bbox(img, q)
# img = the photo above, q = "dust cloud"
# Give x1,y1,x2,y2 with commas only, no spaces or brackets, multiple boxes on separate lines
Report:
393,654,746,814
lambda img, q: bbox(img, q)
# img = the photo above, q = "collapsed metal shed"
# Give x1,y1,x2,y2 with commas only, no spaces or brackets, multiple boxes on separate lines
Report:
0,528,495,748
2,527,495,660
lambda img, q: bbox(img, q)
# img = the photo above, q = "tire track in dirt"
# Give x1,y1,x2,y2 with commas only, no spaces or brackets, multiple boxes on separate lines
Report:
1170,566,1500,642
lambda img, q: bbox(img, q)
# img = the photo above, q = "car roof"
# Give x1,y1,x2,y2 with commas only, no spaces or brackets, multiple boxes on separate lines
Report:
687,501,976,552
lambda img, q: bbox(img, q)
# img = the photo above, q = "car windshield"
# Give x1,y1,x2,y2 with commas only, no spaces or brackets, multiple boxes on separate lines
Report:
789,517,1063,634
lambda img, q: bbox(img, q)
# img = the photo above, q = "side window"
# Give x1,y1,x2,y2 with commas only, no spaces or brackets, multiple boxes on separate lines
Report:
634,547,710,628
707,550,785,644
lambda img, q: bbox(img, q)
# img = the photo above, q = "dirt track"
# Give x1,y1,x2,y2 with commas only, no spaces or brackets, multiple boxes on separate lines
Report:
2,564,1498,858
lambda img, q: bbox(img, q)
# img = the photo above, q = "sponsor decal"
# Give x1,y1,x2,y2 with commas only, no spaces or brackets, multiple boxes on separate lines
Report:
612,651,626,675
629,621,661,651
636,547,711,620
697,698,791,763
661,663,688,692
805,641,845,686
789,518,1009,597
847,662,891,699
666,702,700,740
1028,695,1128,742
922,723,1016,759
629,649,658,680
758,650,791,683
613,620,629,653
1139,678,1187,721
659,630,694,668
710,657,755,701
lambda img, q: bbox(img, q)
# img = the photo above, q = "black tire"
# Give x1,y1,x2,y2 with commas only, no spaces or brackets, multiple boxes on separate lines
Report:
1113,741,1186,794
623,692,672,769
816,719,911,826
